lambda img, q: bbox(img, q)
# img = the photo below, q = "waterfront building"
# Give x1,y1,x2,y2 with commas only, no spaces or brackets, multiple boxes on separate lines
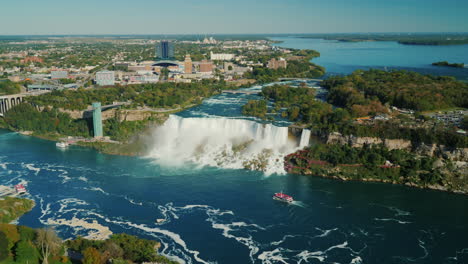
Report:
184,54,193,74
210,52,235,61
95,71,115,86
199,60,214,73
92,102,103,138
156,41,175,60
51,70,68,79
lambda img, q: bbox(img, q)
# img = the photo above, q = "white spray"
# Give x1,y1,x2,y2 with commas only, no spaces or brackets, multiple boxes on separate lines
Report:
148,115,308,175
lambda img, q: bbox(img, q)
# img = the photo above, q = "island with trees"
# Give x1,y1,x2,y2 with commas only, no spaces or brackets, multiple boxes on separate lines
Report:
298,33,468,46
432,61,465,68
243,69,468,194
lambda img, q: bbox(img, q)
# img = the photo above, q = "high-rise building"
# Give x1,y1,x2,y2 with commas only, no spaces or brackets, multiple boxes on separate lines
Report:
92,102,103,138
156,41,175,60
184,54,192,74
199,60,214,73
95,71,115,86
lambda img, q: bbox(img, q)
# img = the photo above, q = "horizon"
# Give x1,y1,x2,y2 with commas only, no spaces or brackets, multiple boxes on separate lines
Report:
1,0,467,35
1,32,468,37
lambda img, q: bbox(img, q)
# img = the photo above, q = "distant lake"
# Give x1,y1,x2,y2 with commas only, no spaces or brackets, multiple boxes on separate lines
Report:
272,37,468,80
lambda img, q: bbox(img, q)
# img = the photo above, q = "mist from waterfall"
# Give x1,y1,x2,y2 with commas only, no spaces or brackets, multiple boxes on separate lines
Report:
148,115,301,175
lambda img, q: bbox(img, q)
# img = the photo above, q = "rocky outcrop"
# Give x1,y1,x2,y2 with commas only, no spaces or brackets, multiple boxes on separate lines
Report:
414,143,468,162
326,132,411,150
384,139,412,150
326,132,468,162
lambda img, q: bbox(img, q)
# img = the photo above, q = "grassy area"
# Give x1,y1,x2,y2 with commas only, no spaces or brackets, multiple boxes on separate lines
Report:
0,197,35,223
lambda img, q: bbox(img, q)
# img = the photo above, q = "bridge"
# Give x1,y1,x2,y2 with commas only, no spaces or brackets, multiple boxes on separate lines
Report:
0,94,26,117
222,90,261,95
82,102,131,119
278,78,323,82
0,91,51,117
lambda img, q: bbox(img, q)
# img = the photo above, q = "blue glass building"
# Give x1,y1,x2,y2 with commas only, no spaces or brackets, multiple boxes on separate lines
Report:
156,41,175,60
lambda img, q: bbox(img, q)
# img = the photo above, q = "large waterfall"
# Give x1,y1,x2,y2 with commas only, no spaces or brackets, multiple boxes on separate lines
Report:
148,115,301,175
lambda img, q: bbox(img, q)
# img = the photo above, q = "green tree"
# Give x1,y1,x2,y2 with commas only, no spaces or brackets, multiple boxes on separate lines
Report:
15,240,40,264
83,247,102,264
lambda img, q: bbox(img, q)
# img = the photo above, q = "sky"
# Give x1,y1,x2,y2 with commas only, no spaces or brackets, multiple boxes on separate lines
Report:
1,0,467,35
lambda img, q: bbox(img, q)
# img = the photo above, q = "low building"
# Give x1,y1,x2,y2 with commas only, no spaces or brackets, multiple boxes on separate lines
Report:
267,58,287,69
95,71,115,86
199,60,214,73
27,84,58,92
51,70,68,79
210,52,235,61
20,56,43,64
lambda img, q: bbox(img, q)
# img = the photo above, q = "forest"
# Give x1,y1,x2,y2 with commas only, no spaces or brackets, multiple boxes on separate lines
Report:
0,80,21,95
322,69,468,115
255,83,468,148
3,103,90,137
28,81,225,111
285,144,446,187
241,100,268,119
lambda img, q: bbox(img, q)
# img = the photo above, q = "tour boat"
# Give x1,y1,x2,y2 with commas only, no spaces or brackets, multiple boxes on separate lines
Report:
15,184,27,195
56,142,69,148
273,191,293,203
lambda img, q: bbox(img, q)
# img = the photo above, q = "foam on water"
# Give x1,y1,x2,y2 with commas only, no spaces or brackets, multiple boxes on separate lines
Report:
23,163,41,175
374,218,412,225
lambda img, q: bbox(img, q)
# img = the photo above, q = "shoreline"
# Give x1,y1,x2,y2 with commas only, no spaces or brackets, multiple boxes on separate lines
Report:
288,168,468,196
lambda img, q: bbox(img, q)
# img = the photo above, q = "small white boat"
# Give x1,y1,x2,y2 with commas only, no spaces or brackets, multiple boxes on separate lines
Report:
56,142,69,148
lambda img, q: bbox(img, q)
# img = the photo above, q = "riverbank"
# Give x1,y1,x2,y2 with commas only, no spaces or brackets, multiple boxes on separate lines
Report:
285,142,468,195
0,196,35,223
0,198,177,263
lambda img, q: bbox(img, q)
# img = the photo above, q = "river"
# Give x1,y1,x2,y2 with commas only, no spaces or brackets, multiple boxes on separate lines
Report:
272,37,468,81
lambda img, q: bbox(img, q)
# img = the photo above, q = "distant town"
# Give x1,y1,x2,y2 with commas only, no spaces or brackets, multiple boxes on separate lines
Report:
0,37,292,92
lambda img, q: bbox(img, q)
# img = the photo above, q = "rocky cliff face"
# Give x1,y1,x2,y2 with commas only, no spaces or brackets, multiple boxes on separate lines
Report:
326,132,468,162
326,132,412,150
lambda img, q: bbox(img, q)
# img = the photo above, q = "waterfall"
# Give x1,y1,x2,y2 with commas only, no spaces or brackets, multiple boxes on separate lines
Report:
147,115,297,175
299,129,311,148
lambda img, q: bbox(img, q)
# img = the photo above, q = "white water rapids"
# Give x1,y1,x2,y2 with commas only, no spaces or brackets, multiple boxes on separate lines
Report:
148,115,311,175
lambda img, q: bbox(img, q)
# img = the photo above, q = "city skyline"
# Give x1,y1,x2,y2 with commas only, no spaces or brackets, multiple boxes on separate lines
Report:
1,0,467,35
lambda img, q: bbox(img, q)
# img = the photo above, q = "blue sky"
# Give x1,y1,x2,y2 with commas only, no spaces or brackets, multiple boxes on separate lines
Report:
1,0,467,35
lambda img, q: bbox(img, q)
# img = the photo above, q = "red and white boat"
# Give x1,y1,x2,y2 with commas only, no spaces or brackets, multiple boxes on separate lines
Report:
15,184,27,195
273,191,293,203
